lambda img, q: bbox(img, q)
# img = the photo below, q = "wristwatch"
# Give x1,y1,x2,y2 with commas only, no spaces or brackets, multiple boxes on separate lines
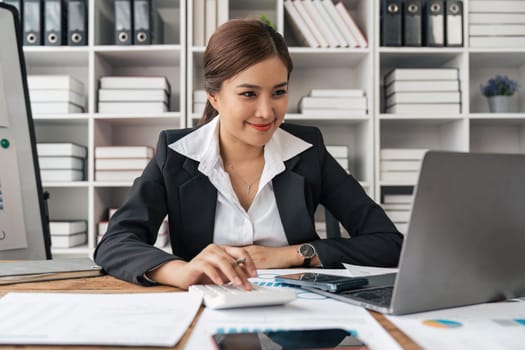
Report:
297,243,317,267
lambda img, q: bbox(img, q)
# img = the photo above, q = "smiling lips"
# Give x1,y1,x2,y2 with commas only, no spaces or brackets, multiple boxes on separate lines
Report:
247,121,273,131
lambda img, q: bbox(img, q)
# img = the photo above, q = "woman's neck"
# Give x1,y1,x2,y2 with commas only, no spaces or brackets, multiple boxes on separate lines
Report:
219,138,264,166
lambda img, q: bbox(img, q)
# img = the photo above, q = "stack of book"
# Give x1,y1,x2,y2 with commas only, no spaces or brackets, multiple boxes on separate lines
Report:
37,143,87,182
380,148,427,184
192,0,228,46
326,145,349,172
95,146,154,182
98,210,169,248
469,1,525,48
298,89,367,117
98,76,170,114
381,193,414,234
384,68,461,115
284,0,367,48
49,220,87,248
27,75,85,114
97,208,117,240
193,90,207,115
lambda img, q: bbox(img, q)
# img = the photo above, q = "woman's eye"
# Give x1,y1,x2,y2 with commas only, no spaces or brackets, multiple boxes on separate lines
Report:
274,89,288,96
240,91,256,97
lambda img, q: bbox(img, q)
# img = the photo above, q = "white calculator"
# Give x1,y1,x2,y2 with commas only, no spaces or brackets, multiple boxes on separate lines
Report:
189,283,296,309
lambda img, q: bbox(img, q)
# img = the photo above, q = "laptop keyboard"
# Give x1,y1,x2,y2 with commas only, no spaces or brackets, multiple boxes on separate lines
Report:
343,286,394,307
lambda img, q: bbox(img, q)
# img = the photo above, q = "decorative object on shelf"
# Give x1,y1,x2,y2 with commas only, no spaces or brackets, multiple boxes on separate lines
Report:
481,75,518,113
259,15,275,29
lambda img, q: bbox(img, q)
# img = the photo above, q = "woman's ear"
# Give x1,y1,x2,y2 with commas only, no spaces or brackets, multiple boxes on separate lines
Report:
208,93,219,111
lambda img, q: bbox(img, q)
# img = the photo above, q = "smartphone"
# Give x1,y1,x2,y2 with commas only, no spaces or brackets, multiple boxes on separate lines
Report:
211,328,368,350
274,273,368,293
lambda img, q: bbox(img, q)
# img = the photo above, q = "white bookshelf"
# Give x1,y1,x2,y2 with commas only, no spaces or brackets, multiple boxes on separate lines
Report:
373,0,525,204
24,0,525,256
25,0,186,257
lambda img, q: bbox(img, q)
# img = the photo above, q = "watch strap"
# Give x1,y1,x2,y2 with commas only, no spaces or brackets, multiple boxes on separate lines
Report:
302,257,312,268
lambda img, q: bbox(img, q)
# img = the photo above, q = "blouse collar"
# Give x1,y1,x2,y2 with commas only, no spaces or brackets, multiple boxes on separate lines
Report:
168,116,312,178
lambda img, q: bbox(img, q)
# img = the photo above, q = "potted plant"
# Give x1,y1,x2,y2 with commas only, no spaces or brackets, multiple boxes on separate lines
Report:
480,75,518,113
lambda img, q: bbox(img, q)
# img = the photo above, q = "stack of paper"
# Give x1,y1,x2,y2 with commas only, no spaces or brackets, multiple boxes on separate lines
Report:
193,89,207,115
95,146,154,182
381,192,414,234
326,145,349,172
49,220,87,248
384,68,461,115
298,89,367,117
380,148,427,184
98,210,169,248
283,0,367,48
27,75,85,114
98,76,171,114
37,143,87,182
469,1,525,48
192,0,228,46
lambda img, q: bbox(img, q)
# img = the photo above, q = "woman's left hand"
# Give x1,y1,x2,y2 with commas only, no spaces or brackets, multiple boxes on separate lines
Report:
242,245,299,268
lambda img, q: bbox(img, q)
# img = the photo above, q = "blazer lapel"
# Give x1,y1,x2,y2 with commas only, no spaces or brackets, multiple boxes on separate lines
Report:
273,156,317,244
179,159,217,257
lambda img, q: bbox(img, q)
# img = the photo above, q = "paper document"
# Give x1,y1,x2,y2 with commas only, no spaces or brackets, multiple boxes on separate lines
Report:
386,301,525,349
343,263,398,277
183,269,401,350
0,292,202,347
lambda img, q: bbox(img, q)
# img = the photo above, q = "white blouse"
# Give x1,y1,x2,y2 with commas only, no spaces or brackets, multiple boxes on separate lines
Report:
169,117,312,247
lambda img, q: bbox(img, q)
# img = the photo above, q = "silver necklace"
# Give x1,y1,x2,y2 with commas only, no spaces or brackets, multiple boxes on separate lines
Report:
226,163,261,195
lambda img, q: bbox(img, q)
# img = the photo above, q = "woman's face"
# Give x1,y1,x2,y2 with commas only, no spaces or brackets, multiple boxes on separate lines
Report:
209,56,289,150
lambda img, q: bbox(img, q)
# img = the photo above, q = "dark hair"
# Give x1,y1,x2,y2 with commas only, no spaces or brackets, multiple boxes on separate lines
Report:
199,18,293,125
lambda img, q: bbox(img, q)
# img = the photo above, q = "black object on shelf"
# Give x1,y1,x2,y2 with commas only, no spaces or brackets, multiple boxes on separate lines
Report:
44,0,65,46
424,0,445,46
381,0,402,46
23,0,42,46
115,0,133,45
403,0,422,46
67,0,87,46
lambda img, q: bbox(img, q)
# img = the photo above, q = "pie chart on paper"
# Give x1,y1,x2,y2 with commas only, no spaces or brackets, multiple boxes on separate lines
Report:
422,319,463,329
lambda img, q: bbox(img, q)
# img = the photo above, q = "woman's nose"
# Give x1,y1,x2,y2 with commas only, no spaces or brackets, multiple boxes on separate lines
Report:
255,96,274,119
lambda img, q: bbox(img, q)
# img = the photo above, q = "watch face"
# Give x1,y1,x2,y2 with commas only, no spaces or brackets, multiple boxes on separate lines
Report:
299,244,315,259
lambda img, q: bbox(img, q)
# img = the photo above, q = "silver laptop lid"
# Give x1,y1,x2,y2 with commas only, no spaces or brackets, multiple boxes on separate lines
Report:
391,151,525,314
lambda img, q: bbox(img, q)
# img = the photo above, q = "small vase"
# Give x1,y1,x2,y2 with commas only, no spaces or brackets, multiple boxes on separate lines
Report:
487,96,512,113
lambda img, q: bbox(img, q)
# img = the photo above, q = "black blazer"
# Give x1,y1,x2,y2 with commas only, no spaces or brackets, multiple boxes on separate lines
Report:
94,123,403,285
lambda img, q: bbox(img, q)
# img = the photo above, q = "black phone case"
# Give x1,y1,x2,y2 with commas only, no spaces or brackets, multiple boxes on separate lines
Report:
275,274,368,293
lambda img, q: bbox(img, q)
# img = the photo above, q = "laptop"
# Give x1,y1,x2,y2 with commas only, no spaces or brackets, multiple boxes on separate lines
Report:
306,151,525,315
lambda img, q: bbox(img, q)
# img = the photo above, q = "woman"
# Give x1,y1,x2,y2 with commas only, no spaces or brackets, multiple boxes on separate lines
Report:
94,19,403,290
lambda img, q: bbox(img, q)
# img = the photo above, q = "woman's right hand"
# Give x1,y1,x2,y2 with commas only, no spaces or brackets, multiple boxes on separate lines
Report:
146,244,257,290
